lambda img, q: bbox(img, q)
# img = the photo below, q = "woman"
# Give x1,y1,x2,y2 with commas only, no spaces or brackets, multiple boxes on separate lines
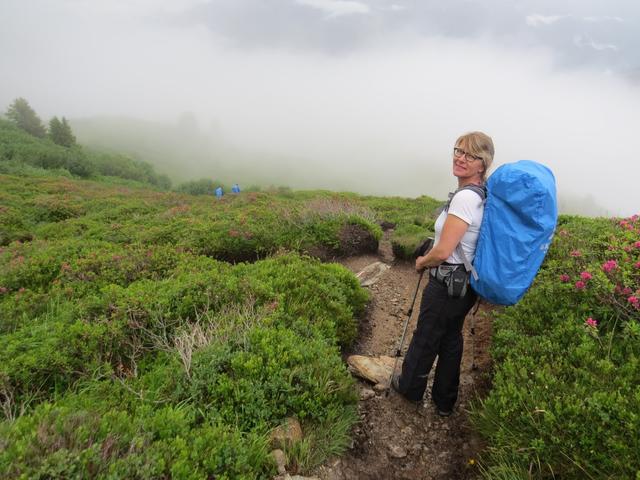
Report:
392,131,494,416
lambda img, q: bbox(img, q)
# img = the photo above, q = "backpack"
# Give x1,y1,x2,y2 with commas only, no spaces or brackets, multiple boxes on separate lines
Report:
452,160,558,306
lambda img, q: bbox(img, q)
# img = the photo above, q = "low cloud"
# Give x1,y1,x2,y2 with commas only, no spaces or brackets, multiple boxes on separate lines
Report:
295,0,371,18
1,0,639,217
574,34,618,52
582,16,623,23
525,14,567,27
385,4,406,12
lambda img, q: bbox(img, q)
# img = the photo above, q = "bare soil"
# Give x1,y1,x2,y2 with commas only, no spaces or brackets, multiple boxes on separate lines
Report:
315,231,494,480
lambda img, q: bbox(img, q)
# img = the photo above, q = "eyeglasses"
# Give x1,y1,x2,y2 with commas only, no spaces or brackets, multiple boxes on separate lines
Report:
453,147,483,163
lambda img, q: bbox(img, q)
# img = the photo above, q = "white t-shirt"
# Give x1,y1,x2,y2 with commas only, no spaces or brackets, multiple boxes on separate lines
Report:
433,189,484,264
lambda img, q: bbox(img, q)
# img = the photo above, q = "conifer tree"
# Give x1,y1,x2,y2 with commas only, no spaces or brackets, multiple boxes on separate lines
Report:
6,97,47,138
49,116,76,147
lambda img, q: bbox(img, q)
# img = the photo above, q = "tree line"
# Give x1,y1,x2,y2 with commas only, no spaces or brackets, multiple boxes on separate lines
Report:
5,97,76,147
1,98,171,188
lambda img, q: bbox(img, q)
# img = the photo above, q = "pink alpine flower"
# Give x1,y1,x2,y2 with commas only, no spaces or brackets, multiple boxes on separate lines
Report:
634,241,640,249
560,274,570,283
635,261,640,269
622,287,633,295
575,281,586,290
580,271,592,281
602,260,618,273
584,317,598,328
0,286,7,294
570,250,582,257
628,296,639,306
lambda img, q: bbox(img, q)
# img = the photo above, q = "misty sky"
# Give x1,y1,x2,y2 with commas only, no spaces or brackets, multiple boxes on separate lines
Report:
1,0,639,216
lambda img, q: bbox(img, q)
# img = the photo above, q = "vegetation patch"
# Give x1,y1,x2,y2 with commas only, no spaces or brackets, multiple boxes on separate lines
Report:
473,214,640,479
0,251,365,478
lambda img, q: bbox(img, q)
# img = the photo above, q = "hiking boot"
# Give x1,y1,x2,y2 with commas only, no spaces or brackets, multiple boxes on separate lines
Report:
390,373,401,393
437,408,453,417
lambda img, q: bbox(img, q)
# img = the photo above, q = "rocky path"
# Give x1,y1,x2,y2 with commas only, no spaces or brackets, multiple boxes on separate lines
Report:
315,231,494,480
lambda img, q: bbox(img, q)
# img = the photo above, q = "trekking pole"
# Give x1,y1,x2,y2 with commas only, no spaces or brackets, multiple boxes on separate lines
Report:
470,300,481,371
386,269,425,397
470,314,477,371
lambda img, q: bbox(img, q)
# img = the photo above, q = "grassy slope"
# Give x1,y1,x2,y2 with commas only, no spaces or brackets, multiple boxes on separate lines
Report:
0,172,441,478
473,214,640,478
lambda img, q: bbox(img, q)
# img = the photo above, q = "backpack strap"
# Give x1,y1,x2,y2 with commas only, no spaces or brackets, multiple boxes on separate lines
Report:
448,185,486,281
437,184,486,215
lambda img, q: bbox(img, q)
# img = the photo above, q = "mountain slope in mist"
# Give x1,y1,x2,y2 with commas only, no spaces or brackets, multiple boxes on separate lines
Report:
70,115,612,217
70,115,336,190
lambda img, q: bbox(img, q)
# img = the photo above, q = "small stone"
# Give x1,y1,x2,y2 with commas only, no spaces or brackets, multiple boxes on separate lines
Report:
373,382,387,393
271,449,287,474
360,388,376,401
389,445,407,458
347,355,395,383
270,417,303,449
356,261,391,287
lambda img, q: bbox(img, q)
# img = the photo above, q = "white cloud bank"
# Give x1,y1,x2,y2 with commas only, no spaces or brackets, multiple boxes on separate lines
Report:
525,14,567,27
295,0,371,18
1,2,639,216
583,16,623,23
574,34,619,52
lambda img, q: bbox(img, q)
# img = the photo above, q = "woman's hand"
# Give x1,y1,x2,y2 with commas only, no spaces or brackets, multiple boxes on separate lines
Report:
415,255,429,272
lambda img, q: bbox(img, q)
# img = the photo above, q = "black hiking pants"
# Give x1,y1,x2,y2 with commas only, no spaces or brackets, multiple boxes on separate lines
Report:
397,273,477,410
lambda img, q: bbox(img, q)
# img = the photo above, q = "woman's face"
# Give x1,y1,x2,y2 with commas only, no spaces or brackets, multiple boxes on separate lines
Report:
452,142,485,181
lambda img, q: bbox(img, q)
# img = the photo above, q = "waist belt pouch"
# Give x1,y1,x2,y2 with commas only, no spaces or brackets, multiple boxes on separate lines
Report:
445,268,469,298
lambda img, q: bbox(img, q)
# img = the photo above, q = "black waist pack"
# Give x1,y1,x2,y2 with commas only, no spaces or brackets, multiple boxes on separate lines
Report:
432,265,469,298
445,268,469,298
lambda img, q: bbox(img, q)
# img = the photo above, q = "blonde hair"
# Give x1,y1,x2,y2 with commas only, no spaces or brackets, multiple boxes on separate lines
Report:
455,131,494,182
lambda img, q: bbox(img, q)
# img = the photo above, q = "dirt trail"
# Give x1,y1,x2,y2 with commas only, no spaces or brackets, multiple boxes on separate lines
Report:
315,231,494,480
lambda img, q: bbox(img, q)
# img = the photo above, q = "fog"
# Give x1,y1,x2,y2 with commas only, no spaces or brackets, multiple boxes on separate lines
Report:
1,0,639,216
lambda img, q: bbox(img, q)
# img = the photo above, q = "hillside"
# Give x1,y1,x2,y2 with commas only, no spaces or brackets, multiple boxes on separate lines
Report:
0,138,638,478
0,171,443,478
0,119,170,188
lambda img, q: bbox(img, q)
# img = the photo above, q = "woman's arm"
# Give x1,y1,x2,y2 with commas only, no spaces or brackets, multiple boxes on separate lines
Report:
415,214,469,271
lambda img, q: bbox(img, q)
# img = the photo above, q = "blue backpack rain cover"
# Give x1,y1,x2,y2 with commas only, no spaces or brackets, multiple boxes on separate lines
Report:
470,160,558,305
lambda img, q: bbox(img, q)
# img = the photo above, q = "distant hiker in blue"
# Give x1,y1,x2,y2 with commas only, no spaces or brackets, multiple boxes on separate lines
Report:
231,184,240,193
215,186,223,198
392,131,494,417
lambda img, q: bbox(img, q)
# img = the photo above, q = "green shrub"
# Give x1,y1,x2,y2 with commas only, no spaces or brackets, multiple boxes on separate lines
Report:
390,223,433,260
175,178,228,196
473,214,640,478
0,253,363,478
0,389,273,479
0,174,403,478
